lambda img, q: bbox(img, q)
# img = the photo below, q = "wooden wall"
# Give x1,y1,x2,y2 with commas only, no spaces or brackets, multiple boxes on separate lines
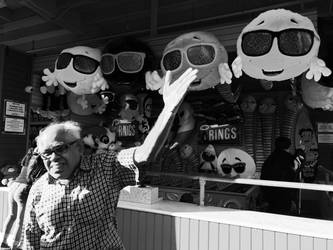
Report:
0,46,32,167
116,207,333,250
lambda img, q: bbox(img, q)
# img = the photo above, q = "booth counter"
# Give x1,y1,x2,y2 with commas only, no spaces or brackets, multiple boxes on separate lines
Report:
1,187,332,250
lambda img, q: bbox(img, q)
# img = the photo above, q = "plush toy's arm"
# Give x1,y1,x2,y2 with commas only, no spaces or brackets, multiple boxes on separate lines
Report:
218,63,233,84
91,71,109,93
42,68,58,86
145,70,165,95
306,57,332,82
231,56,243,78
134,68,198,163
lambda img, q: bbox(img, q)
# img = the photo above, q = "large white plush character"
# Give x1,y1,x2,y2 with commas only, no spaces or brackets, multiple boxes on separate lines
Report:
42,46,109,112
217,148,256,178
146,31,239,102
225,9,331,82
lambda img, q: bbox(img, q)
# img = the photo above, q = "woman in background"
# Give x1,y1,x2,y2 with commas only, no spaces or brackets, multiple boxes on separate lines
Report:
0,146,45,250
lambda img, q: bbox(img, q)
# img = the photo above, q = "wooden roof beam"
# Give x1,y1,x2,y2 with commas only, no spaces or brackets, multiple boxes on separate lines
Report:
17,0,84,34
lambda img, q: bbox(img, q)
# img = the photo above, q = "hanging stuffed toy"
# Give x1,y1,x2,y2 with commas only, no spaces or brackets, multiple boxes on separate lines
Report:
173,101,196,146
295,107,319,182
179,144,200,173
221,9,331,83
280,93,303,153
301,74,333,111
240,95,257,160
42,46,109,114
146,31,240,103
259,97,278,159
111,93,150,147
101,36,155,96
82,125,121,154
217,148,256,178
198,144,220,174
25,75,70,119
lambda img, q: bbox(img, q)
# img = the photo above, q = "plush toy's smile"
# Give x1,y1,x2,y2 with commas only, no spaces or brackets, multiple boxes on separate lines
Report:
189,79,201,87
64,81,77,88
262,69,284,76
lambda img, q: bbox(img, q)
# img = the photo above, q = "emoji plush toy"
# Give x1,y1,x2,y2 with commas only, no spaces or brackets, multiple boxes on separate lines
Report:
101,37,155,96
217,148,256,178
146,31,240,103
42,46,109,114
221,9,331,83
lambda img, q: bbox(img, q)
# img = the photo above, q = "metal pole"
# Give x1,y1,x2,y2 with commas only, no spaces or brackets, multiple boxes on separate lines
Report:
199,178,206,206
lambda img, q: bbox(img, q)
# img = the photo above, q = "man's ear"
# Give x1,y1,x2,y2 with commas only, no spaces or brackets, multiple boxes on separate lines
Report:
77,140,85,154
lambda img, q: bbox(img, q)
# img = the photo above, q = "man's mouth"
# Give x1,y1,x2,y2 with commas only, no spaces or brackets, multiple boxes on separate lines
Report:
262,69,284,76
63,81,77,88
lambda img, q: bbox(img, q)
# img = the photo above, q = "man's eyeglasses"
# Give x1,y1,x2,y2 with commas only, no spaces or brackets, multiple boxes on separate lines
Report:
241,28,315,57
161,43,217,72
38,140,79,160
101,51,146,75
56,53,100,74
220,162,246,174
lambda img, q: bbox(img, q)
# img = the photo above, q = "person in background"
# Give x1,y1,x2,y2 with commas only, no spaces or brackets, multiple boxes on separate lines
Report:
0,146,46,250
22,68,198,249
260,136,298,215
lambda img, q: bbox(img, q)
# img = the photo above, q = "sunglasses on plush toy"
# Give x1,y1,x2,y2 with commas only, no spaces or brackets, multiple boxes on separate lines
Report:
162,43,218,72
220,162,246,174
101,51,146,75
56,53,100,74
241,28,315,57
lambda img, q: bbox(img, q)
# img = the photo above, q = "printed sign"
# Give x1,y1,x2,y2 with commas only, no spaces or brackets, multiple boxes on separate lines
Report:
5,100,26,117
199,124,242,145
4,117,25,133
318,123,333,133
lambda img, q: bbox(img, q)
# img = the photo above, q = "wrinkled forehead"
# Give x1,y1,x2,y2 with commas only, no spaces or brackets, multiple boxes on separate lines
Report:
164,31,222,51
61,46,101,61
242,9,318,34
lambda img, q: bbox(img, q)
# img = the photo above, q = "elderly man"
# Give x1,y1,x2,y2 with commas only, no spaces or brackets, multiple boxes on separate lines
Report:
23,68,198,249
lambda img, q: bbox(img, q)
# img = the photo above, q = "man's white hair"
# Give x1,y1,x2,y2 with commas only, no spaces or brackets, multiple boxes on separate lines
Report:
36,121,82,149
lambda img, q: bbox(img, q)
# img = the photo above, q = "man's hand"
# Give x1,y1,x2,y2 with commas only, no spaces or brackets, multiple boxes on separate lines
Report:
162,68,198,112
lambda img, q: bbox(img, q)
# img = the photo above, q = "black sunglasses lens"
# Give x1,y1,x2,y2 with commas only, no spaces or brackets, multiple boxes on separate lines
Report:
187,45,215,65
242,31,273,56
221,164,232,174
117,52,144,72
56,53,72,69
74,55,99,74
162,50,182,71
233,163,246,173
101,55,115,75
279,29,314,56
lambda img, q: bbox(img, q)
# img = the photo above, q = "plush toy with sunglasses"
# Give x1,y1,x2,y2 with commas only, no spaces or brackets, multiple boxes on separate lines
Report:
82,125,121,154
146,31,240,103
217,148,256,178
101,37,155,95
220,9,331,83
42,46,109,113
